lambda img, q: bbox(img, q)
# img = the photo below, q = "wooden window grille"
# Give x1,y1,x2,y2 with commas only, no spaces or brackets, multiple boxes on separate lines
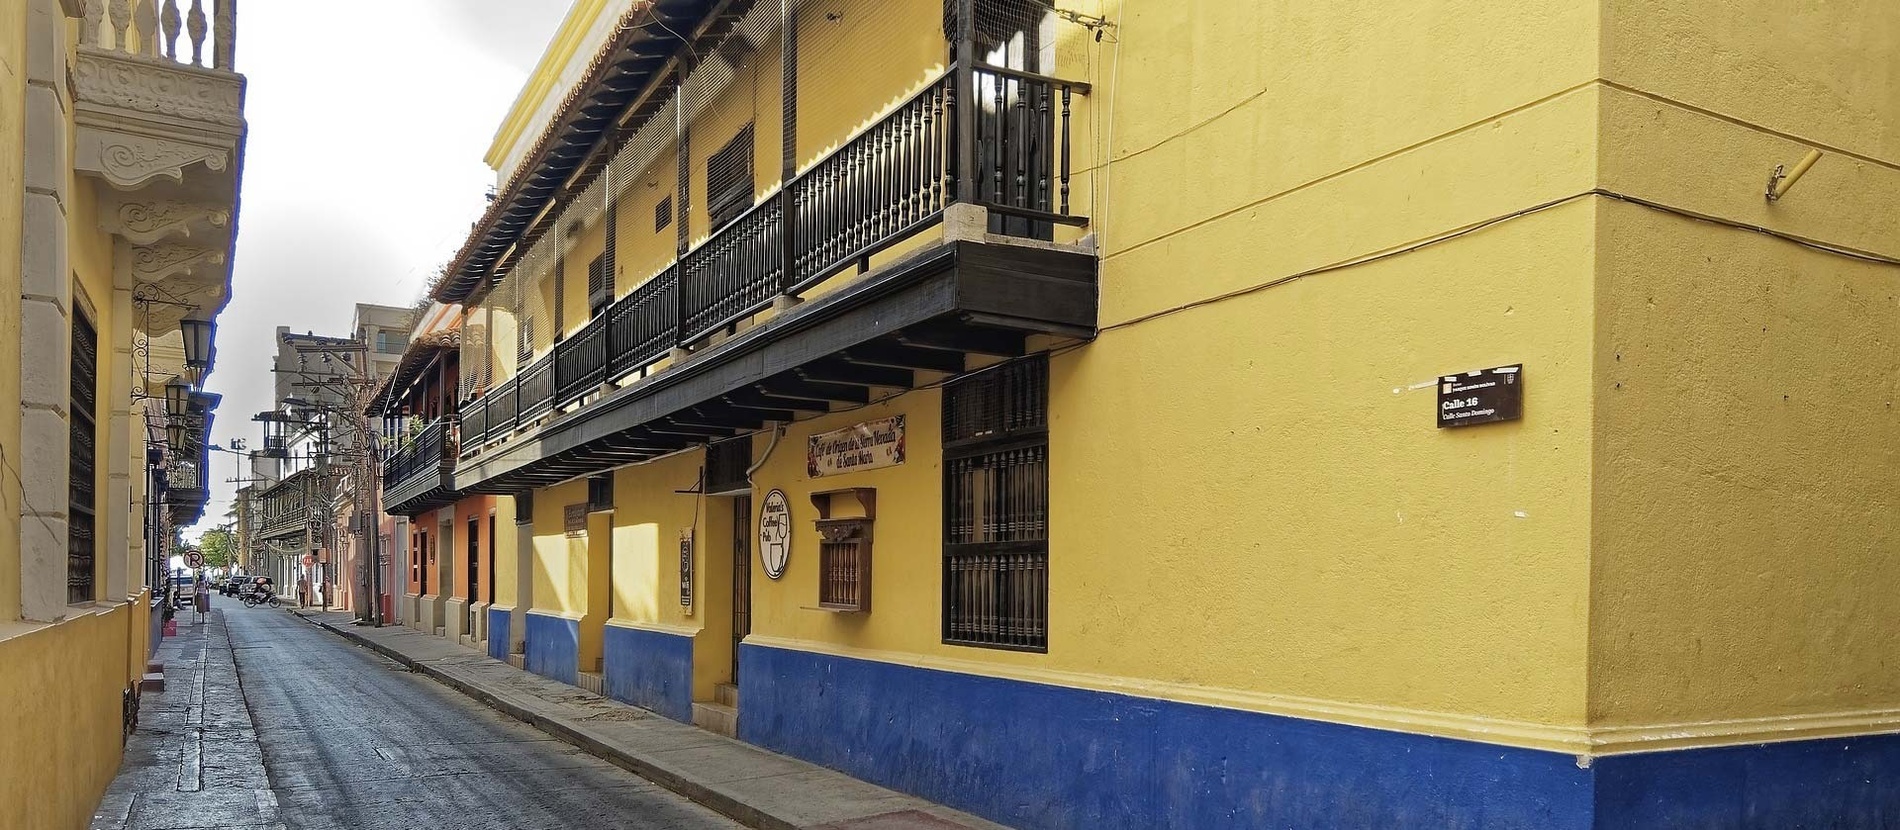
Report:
705,436,752,495
814,488,875,612
591,199,617,317
587,474,614,513
942,356,1048,651
69,311,98,604
655,195,673,233
706,123,755,230
586,254,610,317
552,254,566,336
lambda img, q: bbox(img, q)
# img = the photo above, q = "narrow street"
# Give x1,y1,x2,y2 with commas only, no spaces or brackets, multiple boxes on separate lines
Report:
94,599,741,830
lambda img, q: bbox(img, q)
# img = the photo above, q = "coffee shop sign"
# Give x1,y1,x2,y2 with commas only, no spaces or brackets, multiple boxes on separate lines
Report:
807,415,905,478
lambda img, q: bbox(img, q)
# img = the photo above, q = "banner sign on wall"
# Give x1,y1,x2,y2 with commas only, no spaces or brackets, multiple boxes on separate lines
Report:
679,529,694,612
807,415,906,478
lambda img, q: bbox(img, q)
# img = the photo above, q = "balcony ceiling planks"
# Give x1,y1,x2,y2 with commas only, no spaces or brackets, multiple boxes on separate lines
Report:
454,240,1096,496
434,0,763,306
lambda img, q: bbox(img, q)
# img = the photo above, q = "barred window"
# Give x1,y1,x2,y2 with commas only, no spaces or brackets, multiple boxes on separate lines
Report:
70,311,98,604
942,356,1048,651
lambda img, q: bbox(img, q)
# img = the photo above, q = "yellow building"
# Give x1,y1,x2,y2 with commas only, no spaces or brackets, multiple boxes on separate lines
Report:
0,1,244,827
383,0,1900,826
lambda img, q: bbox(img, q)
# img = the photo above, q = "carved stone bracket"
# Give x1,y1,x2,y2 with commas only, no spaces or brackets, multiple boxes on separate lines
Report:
98,195,229,244
74,47,243,127
131,241,224,283
77,131,227,190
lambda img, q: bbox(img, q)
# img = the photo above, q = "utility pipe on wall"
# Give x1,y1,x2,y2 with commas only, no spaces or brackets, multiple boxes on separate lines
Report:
1767,148,1823,201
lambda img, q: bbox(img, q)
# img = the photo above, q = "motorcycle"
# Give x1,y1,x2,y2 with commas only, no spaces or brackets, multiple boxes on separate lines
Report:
241,591,281,608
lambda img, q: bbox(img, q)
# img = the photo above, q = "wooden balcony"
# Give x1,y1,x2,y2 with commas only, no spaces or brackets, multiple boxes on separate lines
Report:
382,416,458,516
256,468,316,541
456,64,1094,493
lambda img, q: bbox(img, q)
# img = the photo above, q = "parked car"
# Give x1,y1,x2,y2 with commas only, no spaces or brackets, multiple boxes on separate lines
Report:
222,576,248,596
170,574,196,609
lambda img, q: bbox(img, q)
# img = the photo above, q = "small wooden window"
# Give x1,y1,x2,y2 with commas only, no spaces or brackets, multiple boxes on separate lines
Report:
705,436,752,496
587,474,614,512
514,491,534,525
586,254,611,317
705,124,755,230
813,488,874,612
655,195,673,233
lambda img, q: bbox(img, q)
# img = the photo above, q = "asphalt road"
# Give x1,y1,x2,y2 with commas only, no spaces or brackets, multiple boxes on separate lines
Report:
98,597,741,830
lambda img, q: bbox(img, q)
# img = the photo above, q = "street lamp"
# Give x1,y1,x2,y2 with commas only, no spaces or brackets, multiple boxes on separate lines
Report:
164,377,192,419
181,316,214,385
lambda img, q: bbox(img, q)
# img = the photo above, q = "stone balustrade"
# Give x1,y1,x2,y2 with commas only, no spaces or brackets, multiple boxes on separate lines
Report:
80,0,235,70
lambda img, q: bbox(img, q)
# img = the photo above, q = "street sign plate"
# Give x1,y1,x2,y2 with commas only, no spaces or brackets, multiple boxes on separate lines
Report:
1437,364,1523,428
185,551,204,568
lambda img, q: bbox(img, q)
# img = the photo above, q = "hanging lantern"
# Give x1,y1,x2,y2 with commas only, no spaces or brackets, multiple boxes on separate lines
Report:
181,316,214,378
164,377,192,419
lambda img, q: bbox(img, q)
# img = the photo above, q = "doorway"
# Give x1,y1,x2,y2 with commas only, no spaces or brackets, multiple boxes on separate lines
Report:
731,495,752,684
467,517,480,635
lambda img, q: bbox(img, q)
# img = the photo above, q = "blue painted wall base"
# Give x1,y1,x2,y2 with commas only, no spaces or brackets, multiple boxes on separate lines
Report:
523,611,578,686
738,644,1900,830
487,607,512,661
601,624,694,723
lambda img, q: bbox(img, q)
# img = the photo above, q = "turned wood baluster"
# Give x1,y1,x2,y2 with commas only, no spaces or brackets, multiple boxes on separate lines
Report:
132,0,158,57
187,0,207,66
159,0,180,60
212,0,235,69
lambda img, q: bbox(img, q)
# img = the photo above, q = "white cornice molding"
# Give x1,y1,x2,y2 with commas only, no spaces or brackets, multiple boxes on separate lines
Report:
74,47,243,128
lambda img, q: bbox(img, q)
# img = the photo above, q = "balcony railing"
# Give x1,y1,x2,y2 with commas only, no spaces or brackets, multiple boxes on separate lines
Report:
257,505,308,541
460,65,1085,458
555,313,611,408
384,416,455,496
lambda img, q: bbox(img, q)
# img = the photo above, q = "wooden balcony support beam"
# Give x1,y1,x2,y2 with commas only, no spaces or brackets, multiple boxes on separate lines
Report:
795,359,914,390
840,341,968,374
896,323,1026,357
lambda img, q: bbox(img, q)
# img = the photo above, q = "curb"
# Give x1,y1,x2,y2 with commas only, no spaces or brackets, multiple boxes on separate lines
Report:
294,613,795,830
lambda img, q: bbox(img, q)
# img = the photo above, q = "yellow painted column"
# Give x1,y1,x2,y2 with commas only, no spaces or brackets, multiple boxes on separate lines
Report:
0,0,28,623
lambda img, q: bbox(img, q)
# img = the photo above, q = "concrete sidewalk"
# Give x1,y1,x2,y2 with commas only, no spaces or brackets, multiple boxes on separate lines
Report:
93,608,284,830
293,611,1007,830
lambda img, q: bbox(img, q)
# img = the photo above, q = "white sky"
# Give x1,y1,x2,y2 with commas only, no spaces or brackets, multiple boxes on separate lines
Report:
194,1,572,532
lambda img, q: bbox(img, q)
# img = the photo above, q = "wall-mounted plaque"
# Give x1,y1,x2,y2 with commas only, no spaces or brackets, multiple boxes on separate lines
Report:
807,415,906,478
759,488,792,580
1437,365,1523,428
679,530,694,612
563,503,588,534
